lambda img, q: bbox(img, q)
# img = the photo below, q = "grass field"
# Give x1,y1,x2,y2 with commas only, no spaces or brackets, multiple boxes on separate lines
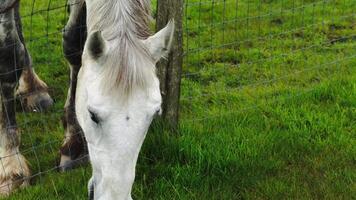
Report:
4,0,356,199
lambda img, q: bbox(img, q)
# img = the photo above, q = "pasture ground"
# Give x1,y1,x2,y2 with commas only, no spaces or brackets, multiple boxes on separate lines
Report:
5,0,355,199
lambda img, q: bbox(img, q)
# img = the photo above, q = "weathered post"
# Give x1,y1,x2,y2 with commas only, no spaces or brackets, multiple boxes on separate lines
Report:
156,0,184,130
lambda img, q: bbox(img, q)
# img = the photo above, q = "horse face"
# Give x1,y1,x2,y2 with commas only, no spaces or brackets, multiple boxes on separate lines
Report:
76,21,174,199
78,20,174,150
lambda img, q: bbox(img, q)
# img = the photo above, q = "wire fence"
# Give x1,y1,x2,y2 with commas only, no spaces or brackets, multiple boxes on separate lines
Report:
181,0,356,122
0,0,354,197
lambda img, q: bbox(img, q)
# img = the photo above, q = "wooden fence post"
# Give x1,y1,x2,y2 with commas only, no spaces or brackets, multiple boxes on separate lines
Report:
156,0,184,130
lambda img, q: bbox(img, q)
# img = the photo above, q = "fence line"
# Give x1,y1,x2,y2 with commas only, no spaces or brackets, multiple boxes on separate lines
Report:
181,54,355,123
182,0,355,124
181,53,356,101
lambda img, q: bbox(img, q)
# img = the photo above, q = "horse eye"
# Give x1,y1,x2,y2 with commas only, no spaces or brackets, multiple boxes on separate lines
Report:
89,110,100,124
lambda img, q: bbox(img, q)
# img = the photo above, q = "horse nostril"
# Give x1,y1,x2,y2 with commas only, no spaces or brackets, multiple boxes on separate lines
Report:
37,98,54,111
88,178,95,200
89,185,94,200
155,109,162,116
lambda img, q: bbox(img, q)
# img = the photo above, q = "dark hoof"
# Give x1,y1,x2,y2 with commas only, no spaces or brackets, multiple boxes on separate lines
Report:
19,91,54,112
36,97,54,112
58,160,76,172
59,154,88,172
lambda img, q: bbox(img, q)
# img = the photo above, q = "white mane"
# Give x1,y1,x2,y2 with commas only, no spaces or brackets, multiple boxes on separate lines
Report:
86,0,155,95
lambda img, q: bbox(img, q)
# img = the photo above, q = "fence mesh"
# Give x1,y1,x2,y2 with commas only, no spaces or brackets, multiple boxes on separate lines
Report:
181,0,356,122
0,0,354,198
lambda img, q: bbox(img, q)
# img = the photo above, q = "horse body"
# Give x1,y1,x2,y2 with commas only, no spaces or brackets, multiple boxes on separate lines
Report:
67,0,174,199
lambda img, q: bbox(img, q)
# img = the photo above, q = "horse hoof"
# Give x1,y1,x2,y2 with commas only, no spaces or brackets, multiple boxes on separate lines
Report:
0,153,30,196
58,155,75,172
36,96,54,111
19,91,54,112
59,154,88,172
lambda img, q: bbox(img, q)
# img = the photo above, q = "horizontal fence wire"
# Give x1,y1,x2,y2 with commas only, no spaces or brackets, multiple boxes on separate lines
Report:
182,53,356,122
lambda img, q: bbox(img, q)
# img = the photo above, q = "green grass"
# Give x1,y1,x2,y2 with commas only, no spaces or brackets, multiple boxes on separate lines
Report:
4,0,356,199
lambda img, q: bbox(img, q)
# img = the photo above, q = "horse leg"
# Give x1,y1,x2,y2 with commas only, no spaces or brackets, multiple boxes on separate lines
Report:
0,82,30,196
14,3,53,112
59,0,87,171
59,64,87,171
0,2,30,195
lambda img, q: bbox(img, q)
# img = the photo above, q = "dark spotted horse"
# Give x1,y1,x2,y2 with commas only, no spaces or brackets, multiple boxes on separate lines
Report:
0,0,53,195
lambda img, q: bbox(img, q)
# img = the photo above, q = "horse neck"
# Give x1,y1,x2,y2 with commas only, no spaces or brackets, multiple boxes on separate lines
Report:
86,0,151,40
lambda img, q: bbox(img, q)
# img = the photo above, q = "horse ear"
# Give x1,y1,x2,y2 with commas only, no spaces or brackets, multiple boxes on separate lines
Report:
143,19,175,63
86,31,107,60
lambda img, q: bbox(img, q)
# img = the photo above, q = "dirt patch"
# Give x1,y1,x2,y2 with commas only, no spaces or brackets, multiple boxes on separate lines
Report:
271,18,283,25
328,35,356,44
328,24,347,31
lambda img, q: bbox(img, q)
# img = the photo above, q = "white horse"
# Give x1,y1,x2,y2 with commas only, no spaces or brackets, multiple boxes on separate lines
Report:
72,0,174,199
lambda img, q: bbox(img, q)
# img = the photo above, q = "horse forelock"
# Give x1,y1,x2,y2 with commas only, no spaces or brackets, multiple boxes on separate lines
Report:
87,0,151,39
86,0,155,97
